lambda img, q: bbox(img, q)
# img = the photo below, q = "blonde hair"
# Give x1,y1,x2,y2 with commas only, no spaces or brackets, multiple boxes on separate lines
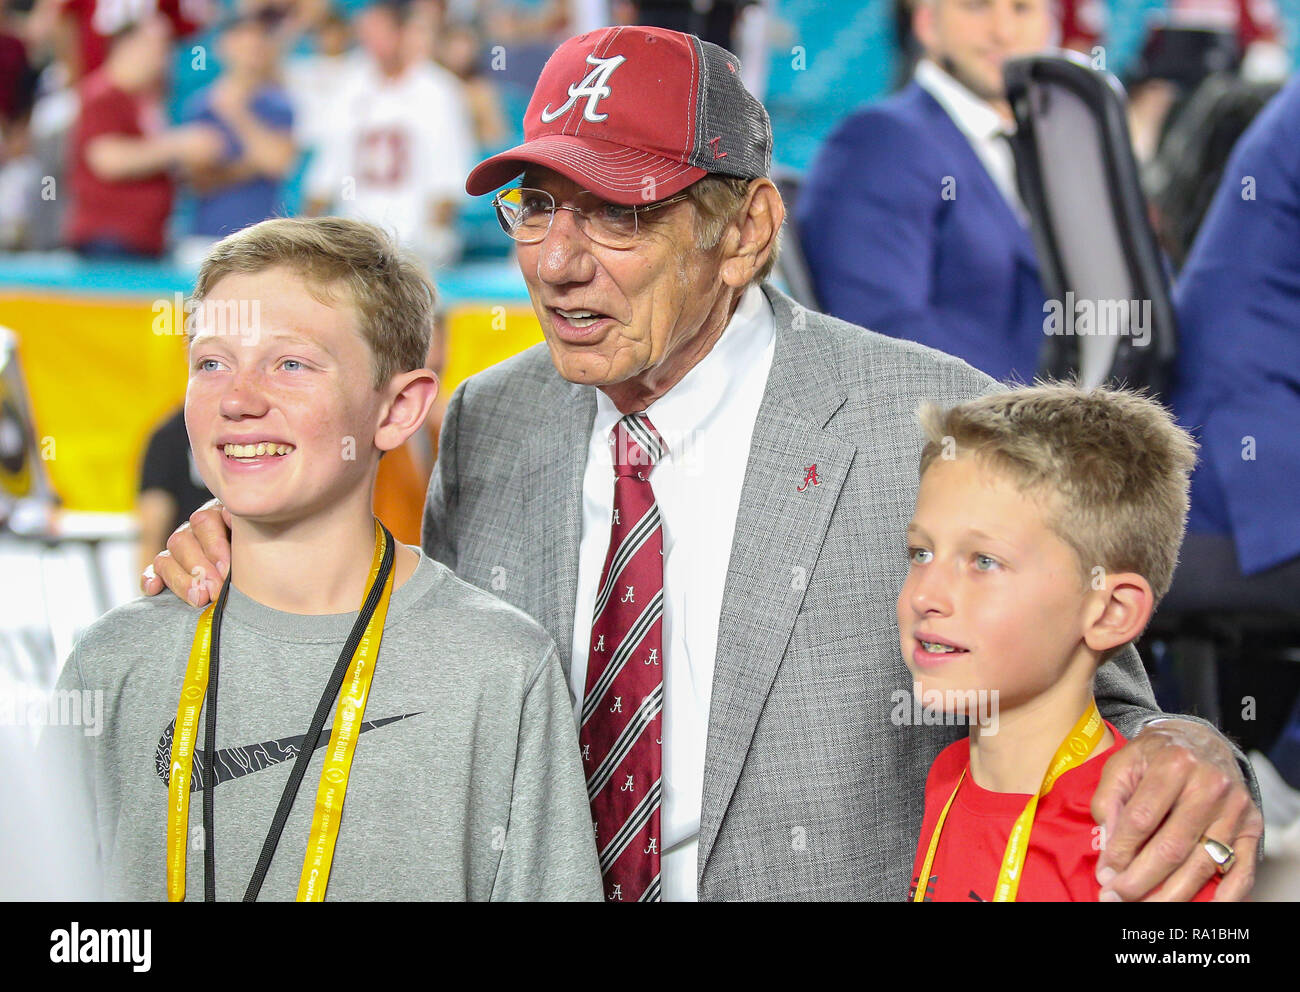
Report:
192,217,435,389
685,175,781,285
917,383,1198,604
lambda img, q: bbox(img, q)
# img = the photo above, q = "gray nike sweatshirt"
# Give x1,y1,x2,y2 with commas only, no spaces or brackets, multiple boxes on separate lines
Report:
42,548,603,901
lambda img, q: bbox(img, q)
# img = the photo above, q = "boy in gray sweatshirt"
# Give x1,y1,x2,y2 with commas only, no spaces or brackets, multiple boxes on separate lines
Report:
46,217,602,901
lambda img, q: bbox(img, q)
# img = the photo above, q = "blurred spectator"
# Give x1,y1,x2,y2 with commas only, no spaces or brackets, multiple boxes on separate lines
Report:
1057,0,1105,53
1166,0,1287,80
281,0,331,39
65,14,223,258
437,20,506,148
569,0,612,35
180,5,296,244
797,0,1054,383
26,0,213,82
283,5,356,154
20,55,77,250
479,0,568,42
591,0,772,97
303,0,472,270
0,5,38,248
0,134,36,248
895,0,1080,92
137,405,212,576
473,1,569,93
401,0,442,63
1128,0,1287,164
629,0,754,51
0,2,34,123
731,0,769,100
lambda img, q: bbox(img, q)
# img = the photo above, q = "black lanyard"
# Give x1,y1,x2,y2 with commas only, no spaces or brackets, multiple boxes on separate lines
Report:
199,524,395,901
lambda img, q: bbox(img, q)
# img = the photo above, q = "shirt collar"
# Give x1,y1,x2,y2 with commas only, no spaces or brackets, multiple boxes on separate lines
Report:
593,282,774,459
914,58,1011,144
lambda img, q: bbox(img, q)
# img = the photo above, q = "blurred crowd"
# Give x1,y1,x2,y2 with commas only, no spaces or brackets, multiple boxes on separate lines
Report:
0,0,527,266
0,0,773,266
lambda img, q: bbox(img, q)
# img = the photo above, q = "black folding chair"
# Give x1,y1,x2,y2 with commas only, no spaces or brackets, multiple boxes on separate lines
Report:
1146,72,1281,270
1004,52,1177,397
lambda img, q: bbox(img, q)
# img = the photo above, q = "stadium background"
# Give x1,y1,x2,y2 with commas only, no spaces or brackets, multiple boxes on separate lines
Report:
6,0,1299,522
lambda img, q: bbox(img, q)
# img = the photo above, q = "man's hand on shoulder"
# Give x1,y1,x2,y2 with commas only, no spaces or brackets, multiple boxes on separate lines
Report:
140,499,232,607
1092,717,1262,901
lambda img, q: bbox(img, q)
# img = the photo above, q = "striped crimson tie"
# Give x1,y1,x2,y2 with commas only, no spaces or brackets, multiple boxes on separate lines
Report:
581,412,665,903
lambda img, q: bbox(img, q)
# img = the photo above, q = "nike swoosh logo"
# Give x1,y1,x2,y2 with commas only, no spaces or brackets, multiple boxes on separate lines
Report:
155,712,423,793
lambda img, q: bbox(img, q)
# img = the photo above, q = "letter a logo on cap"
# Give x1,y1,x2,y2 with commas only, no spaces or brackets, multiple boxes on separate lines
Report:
540,54,627,124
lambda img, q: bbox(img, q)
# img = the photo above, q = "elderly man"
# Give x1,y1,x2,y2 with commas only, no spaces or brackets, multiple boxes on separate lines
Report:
150,25,1261,902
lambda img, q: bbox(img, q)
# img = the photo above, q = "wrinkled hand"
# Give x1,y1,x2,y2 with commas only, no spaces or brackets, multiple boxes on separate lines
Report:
141,499,232,606
1092,718,1262,901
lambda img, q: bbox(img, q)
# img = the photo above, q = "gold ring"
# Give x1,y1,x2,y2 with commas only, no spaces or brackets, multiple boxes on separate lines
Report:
1201,835,1236,875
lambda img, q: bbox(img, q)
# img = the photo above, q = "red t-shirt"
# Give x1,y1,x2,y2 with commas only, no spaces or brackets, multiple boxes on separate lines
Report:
909,723,1220,902
66,70,172,257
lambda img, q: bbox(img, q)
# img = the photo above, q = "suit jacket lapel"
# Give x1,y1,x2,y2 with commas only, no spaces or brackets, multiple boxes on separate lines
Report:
698,286,856,881
916,84,1039,271
522,375,595,681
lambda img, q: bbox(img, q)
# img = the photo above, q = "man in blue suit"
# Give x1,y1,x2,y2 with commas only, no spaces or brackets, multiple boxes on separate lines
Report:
797,0,1054,383
1165,74,1300,816
1170,73,1300,592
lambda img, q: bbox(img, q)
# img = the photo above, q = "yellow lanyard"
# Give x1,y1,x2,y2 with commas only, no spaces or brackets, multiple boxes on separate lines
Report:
166,520,396,902
912,700,1105,902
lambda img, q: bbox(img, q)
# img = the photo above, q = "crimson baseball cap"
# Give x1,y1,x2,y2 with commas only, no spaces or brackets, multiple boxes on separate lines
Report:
465,25,772,206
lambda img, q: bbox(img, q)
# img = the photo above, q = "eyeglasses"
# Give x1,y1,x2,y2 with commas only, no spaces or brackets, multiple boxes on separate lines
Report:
492,186,691,249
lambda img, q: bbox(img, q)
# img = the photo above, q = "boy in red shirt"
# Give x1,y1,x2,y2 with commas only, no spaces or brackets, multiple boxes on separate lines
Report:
901,384,1221,901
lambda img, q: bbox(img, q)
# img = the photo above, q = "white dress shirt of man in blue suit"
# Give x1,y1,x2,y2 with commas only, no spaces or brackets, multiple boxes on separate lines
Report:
152,24,1263,902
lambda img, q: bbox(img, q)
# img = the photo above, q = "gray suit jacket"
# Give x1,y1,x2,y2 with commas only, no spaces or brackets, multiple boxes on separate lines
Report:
423,284,1223,900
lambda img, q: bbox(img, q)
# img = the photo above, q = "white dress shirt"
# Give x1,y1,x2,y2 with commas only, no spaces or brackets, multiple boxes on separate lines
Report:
568,283,776,901
913,58,1026,220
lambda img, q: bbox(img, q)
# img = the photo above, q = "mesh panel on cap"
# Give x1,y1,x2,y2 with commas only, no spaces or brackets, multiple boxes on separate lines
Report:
687,37,773,180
